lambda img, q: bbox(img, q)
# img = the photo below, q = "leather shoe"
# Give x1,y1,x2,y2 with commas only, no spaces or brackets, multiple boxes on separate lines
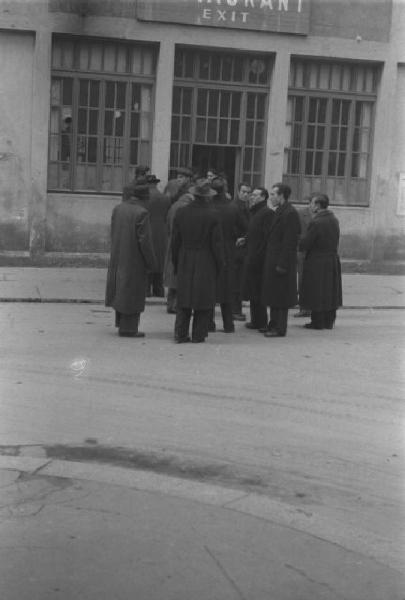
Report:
304,322,323,330
119,331,145,338
263,330,283,337
191,338,205,343
175,336,191,343
245,322,258,329
258,327,268,333
167,308,176,314
222,327,235,333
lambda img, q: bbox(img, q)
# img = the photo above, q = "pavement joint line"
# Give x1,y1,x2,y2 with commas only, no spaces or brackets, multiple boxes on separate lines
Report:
0,298,404,309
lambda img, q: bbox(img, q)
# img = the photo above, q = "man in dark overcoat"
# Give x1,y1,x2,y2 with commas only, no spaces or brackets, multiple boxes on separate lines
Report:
105,182,156,338
241,187,274,330
163,167,194,313
299,193,342,330
146,174,171,297
171,180,224,343
261,183,301,337
230,182,251,321
209,176,246,333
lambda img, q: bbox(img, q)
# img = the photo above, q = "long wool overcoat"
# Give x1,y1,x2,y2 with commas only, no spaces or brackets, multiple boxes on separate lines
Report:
163,192,193,289
211,193,246,303
148,185,171,272
261,201,301,308
171,199,224,310
241,200,274,301
299,209,343,311
105,198,156,314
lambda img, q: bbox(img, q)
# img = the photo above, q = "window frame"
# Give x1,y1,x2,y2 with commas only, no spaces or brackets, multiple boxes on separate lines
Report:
48,37,157,194
284,59,379,207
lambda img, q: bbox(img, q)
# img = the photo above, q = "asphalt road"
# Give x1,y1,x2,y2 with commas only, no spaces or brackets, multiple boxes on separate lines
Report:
0,303,404,598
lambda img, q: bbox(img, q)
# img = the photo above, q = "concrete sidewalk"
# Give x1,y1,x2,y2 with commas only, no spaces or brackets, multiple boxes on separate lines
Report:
1,453,404,600
0,266,404,307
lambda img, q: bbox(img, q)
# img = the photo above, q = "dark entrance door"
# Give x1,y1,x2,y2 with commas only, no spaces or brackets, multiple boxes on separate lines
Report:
192,145,238,197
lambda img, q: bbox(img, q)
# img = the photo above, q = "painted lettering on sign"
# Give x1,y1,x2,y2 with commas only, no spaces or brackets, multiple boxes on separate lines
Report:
137,0,310,35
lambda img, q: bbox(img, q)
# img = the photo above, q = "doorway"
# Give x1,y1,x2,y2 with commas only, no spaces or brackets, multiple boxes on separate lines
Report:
192,145,239,197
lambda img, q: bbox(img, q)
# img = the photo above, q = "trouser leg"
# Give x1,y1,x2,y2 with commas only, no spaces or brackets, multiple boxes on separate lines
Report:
167,288,177,313
270,307,288,336
311,311,325,329
324,309,336,329
175,307,191,341
208,306,216,332
118,312,140,335
152,272,164,297
250,300,267,329
192,309,210,342
220,302,234,332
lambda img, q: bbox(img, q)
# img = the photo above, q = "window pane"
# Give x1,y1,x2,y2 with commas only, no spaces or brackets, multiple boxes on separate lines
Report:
131,113,140,137
89,110,99,135
255,122,264,146
207,118,217,143
231,94,241,118
62,79,73,105
171,116,180,140
246,94,256,119
220,92,230,117
184,52,194,77
172,87,181,113
197,90,207,115
208,91,219,117
196,118,206,142
256,95,266,120
211,56,220,81
230,120,239,144
245,121,254,145
338,153,346,176
104,45,116,72
181,117,191,142
294,97,303,121
222,56,232,81
307,125,315,148
117,83,126,109
89,43,103,71
79,81,89,106
219,119,228,144
182,88,193,114
316,126,325,148
291,125,302,148
199,54,210,79
314,152,323,175
89,81,100,107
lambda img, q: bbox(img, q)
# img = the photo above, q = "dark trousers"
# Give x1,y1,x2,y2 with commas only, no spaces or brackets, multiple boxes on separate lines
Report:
268,307,289,336
166,288,177,312
249,300,268,329
115,311,140,334
232,260,244,315
209,303,234,332
311,309,336,329
175,308,211,342
147,272,164,297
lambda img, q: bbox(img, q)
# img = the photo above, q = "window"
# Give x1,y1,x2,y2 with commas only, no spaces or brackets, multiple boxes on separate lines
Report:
284,60,379,206
171,49,271,187
48,37,157,193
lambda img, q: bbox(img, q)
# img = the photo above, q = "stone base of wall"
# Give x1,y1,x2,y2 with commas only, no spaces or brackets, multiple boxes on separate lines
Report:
0,252,404,275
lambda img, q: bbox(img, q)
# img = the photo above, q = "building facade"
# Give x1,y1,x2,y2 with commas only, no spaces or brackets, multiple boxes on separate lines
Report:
0,0,404,267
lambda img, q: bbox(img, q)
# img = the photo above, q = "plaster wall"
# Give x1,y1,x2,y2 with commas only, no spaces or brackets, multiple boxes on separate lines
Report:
0,1,403,266
0,31,34,251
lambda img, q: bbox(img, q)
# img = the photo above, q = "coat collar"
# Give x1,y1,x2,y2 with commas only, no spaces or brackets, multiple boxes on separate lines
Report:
249,199,267,215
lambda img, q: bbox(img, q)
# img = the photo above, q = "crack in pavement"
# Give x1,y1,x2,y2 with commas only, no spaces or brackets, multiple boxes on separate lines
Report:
204,545,247,600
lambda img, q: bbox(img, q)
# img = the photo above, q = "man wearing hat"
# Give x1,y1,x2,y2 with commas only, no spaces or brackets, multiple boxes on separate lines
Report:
146,174,171,297
105,181,156,337
163,167,194,313
171,179,224,343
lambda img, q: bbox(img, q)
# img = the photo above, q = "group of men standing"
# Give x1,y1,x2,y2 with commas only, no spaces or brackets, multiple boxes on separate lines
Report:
105,165,342,341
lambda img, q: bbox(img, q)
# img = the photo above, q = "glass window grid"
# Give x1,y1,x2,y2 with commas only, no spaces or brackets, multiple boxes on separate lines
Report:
285,60,378,206
174,48,271,87
49,37,157,193
172,49,271,186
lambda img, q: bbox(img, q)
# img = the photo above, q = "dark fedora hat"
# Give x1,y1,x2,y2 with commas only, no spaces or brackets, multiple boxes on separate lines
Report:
146,174,161,184
189,179,217,198
175,166,193,177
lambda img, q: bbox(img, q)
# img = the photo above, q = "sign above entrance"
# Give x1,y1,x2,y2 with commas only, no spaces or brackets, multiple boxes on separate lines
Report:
136,0,310,35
